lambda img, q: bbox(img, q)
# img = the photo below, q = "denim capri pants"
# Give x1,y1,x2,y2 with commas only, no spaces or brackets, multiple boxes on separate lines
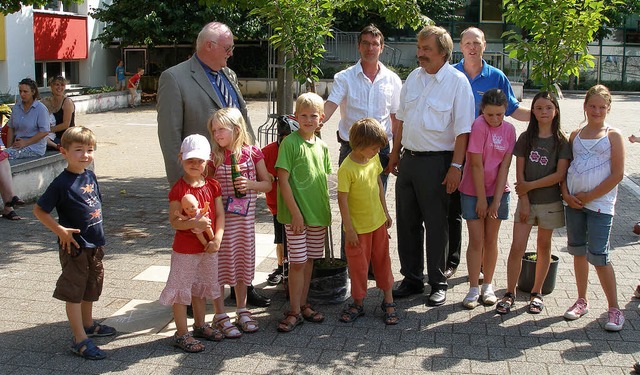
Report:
565,206,613,266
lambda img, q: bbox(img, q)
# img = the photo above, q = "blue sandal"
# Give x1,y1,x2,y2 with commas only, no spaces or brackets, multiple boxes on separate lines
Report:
84,321,117,337
381,301,399,325
71,338,106,360
340,303,365,323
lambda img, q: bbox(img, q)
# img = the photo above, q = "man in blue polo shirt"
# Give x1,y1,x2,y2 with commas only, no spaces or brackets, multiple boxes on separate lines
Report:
445,27,531,280
453,27,530,121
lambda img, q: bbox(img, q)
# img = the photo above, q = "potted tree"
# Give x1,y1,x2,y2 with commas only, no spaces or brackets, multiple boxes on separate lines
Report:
517,252,560,294
308,226,350,304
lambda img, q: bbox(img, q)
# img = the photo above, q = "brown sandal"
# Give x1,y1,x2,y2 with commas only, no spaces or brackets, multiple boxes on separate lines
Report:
193,323,223,341
235,310,259,333
277,311,303,332
300,304,325,323
214,315,242,338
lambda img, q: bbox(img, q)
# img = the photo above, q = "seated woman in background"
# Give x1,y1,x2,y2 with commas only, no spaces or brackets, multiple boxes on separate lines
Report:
47,75,75,146
2,78,49,159
0,155,24,220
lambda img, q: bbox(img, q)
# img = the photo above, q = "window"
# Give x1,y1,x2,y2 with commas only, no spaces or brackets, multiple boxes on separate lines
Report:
39,1,79,13
481,0,503,23
34,61,79,87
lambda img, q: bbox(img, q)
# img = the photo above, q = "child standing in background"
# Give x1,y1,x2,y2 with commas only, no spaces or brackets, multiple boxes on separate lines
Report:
262,116,298,286
208,107,272,337
458,89,516,309
337,118,397,325
276,93,332,332
562,84,625,331
127,67,144,108
33,127,116,360
160,134,225,353
497,92,571,315
115,60,125,91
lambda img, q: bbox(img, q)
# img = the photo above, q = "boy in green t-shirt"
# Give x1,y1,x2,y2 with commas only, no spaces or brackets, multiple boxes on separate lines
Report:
275,93,331,332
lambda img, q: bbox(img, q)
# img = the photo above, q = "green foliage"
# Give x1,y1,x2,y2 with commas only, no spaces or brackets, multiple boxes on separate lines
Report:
387,65,417,80
250,0,336,91
0,0,81,15
237,0,424,92
79,86,118,95
503,0,612,93
91,1,266,47
597,0,640,40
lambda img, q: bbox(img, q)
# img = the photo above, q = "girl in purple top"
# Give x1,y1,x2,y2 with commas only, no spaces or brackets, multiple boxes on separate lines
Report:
497,92,570,315
458,89,516,309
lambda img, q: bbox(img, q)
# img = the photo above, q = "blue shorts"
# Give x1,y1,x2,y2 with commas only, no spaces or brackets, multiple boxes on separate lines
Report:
565,206,612,266
460,192,510,221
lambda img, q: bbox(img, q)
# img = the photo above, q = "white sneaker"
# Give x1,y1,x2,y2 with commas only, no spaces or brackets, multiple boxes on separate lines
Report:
462,290,480,309
564,298,589,320
481,284,497,305
604,308,625,332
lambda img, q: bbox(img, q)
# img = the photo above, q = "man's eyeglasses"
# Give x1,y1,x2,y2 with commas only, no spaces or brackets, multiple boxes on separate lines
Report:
360,41,381,48
210,40,235,54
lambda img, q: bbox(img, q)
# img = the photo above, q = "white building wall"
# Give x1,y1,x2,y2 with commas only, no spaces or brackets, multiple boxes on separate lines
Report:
79,0,112,87
1,7,36,96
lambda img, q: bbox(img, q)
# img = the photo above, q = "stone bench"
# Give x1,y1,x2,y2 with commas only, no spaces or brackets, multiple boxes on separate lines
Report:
9,151,67,202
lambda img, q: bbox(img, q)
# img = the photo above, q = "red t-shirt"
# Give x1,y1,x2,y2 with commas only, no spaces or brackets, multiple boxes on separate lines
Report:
168,177,222,254
261,142,279,215
128,73,141,89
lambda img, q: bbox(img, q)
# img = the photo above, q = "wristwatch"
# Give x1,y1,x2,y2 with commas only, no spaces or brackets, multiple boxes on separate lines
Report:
450,162,463,171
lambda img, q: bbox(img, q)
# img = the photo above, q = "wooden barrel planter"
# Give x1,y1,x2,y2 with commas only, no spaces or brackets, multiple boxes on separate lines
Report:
517,252,559,295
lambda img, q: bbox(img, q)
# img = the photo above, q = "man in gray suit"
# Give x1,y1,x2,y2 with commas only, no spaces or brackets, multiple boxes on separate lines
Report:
157,21,267,307
158,21,255,186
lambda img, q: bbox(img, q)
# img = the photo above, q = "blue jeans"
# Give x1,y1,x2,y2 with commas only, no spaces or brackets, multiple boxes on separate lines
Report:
460,192,510,220
565,206,613,266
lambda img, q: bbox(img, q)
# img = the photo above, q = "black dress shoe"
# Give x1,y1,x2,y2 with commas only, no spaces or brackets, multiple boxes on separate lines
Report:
392,279,424,298
247,285,271,307
427,289,446,306
443,267,457,279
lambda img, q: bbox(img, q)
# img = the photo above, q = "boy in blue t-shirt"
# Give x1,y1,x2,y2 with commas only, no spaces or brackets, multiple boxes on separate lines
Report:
34,126,115,360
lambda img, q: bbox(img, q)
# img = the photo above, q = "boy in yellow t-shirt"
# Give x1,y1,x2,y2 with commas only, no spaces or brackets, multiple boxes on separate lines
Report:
337,118,398,325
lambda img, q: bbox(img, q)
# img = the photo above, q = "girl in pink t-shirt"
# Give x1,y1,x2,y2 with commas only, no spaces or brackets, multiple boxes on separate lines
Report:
458,89,516,309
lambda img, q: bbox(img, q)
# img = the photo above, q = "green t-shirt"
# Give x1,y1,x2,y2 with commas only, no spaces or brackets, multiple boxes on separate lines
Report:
513,133,571,204
276,131,332,226
337,154,387,234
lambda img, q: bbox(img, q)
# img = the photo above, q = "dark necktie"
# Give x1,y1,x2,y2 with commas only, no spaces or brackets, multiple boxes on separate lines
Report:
211,71,234,108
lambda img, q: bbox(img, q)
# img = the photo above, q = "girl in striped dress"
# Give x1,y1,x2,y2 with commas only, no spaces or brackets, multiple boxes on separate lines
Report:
207,108,272,337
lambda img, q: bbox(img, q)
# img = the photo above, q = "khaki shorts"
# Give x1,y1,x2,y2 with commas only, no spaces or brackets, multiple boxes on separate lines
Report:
514,200,565,229
53,246,104,303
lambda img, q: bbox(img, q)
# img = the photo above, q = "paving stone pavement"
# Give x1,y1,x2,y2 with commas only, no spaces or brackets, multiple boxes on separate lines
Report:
0,92,639,374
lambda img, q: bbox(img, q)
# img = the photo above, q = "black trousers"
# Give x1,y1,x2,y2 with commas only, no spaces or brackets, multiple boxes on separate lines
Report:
446,189,463,269
395,151,452,291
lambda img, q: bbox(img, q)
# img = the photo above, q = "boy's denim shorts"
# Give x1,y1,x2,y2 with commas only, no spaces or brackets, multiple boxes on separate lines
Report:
460,192,510,220
565,206,612,266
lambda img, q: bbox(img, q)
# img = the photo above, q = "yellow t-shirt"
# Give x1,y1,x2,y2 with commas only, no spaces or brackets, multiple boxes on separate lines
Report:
337,154,387,234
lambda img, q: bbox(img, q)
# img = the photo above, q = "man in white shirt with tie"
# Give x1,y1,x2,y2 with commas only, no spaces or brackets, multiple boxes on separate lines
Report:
157,21,268,308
